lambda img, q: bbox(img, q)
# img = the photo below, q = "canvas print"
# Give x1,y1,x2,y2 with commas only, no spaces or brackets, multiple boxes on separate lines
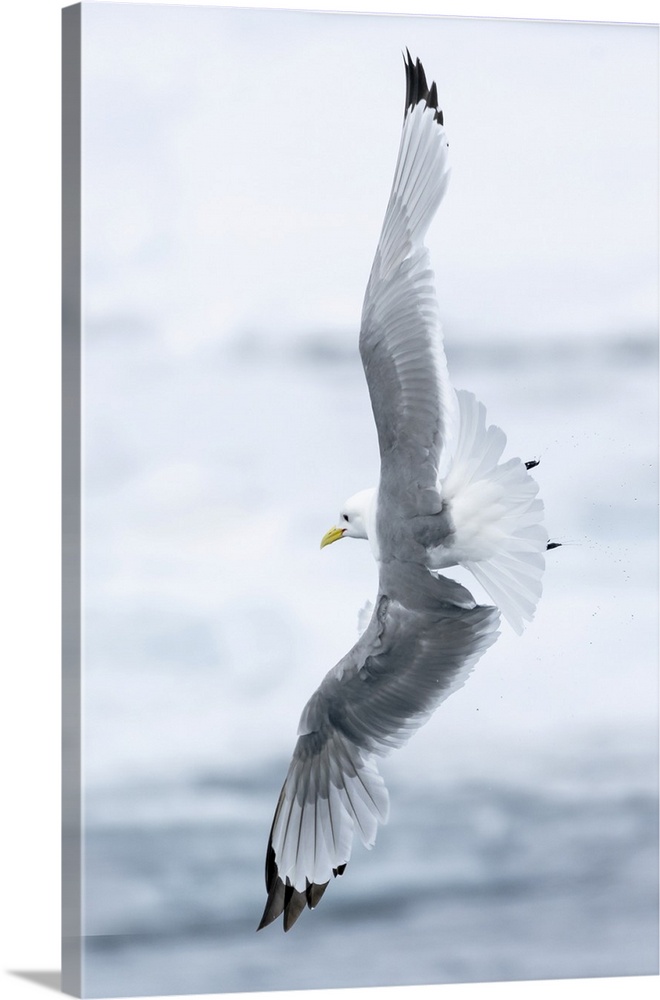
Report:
62,2,659,997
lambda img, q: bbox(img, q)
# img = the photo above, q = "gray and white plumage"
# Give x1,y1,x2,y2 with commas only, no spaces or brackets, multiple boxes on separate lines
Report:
258,51,543,932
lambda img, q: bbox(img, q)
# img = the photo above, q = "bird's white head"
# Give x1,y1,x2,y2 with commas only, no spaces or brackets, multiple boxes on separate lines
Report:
320,488,376,548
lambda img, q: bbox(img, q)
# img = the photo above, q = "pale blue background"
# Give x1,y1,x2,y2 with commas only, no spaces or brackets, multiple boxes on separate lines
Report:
78,3,658,995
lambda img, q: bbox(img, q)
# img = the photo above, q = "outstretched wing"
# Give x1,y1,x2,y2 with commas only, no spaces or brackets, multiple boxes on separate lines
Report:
258,575,500,931
259,54,502,935
360,51,453,510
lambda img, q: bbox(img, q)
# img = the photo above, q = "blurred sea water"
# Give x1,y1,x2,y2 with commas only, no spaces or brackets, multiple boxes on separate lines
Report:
83,741,658,997
80,332,658,996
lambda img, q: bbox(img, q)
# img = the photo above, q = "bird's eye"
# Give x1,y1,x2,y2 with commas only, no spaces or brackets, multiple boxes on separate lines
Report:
342,514,349,522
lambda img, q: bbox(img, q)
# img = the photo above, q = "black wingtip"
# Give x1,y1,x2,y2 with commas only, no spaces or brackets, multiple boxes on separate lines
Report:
306,878,330,909
258,786,340,931
546,541,562,551
257,876,285,931
403,50,444,125
257,864,334,932
282,882,308,931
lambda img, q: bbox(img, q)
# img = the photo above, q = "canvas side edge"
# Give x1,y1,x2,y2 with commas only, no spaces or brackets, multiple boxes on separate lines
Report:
61,4,82,997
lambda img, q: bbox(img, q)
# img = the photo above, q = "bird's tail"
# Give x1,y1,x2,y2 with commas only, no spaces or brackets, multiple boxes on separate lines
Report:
440,389,547,634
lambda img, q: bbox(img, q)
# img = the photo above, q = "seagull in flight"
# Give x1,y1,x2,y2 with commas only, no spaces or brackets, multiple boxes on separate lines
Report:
258,51,554,932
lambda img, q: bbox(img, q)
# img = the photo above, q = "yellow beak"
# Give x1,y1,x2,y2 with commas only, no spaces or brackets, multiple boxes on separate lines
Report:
320,525,346,549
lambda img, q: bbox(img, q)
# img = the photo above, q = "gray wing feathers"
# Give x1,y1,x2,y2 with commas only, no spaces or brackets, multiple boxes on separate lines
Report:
361,252,445,487
360,80,453,497
384,101,451,269
259,57,504,933
258,722,389,931
259,584,500,928
318,593,500,757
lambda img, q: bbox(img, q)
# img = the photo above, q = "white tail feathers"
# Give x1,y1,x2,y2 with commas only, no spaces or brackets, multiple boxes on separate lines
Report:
438,389,547,634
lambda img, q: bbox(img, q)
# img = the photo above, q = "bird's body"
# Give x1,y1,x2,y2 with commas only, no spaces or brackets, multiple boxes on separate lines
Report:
332,385,548,634
258,52,552,932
